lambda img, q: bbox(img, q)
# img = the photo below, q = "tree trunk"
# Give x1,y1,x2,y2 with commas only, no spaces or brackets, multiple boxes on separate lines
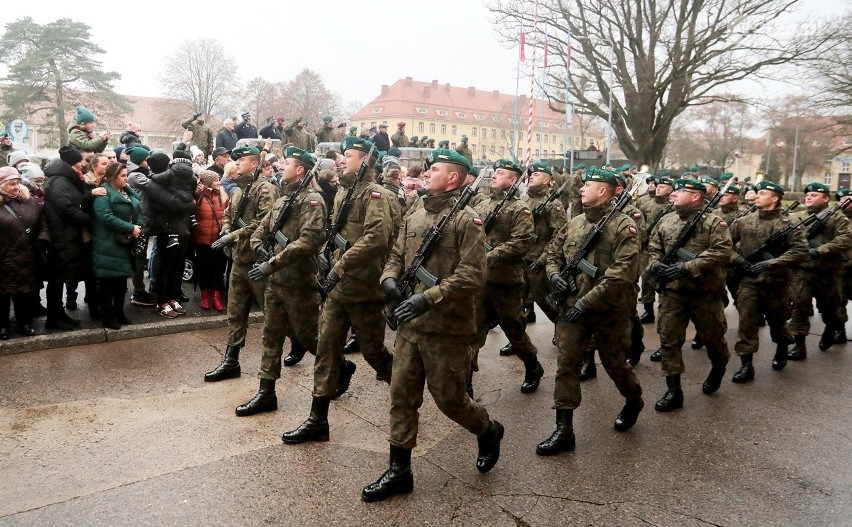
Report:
48,59,68,147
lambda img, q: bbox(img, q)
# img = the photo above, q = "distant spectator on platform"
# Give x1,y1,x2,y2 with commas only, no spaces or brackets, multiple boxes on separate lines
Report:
68,106,110,153
217,119,239,151
235,113,258,140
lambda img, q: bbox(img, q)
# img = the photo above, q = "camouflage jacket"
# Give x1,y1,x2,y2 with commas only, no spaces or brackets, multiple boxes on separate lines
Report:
391,131,409,148
316,125,336,144
718,202,751,225
567,171,584,218
790,203,852,272
474,187,533,285
382,189,486,337
250,181,326,288
222,175,280,264
522,186,567,265
644,195,674,240
647,204,733,295
546,203,640,313
455,145,473,163
730,208,808,285
622,202,647,247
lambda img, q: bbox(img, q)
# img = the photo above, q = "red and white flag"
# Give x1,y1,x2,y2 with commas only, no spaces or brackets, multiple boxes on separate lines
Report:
520,27,526,62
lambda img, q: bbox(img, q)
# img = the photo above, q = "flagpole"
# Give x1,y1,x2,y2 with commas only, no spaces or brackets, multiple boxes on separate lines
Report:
512,20,524,163
539,25,547,160
565,27,573,172
526,1,539,174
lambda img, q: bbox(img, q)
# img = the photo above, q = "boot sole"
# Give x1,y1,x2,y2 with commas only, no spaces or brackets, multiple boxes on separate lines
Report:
281,433,330,444
204,370,241,382
361,479,414,502
235,402,278,417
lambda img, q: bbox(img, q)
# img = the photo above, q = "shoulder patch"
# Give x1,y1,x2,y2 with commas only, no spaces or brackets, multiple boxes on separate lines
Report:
633,212,642,219
796,225,802,231
628,225,638,236
261,188,269,194
719,220,728,228
523,208,532,216
309,200,319,207
473,217,483,226
371,191,381,199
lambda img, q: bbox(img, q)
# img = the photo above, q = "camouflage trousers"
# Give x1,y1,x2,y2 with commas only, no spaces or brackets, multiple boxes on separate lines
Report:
638,254,657,304
525,266,559,323
259,285,320,380
389,329,490,449
553,309,642,409
226,261,268,348
836,266,852,324
789,268,843,337
472,282,539,363
312,298,393,398
734,280,792,356
658,291,730,375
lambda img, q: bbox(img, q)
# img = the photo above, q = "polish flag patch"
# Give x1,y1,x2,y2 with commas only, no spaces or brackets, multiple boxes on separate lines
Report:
719,220,728,228
633,212,642,219
523,208,532,216
309,200,319,207
371,191,381,199
628,225,637,236
261,188,269,194
473,217,483,226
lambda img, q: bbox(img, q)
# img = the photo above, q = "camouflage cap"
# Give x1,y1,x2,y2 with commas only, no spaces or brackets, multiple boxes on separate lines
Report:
427,149,472,170
755,180,784,196
341,136,375,154
657,176,674,186
582,167,618,186
723,185,741,195
528,161,551,175
231,146,260,160
284,146,316,168
493,159,523,174
673,178,706,192
836,188,850,200
804,182,830,195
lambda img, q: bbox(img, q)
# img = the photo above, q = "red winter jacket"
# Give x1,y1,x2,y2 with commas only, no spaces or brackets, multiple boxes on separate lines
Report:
192,189,225,246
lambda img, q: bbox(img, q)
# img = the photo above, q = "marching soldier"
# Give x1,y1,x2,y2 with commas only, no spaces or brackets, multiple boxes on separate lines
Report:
835,189,852,343
472,160,545,394
635,174,656,217
718,184,750,225
786,182,852,359
391,122,409,148
639,176,674,325
361,149,503,502
281,136,395,444
647,178,733,412
566,163,586,218
234,147,327,416
204,146,280,383
729,181,808,382
455,135,473,164
540,168,644,456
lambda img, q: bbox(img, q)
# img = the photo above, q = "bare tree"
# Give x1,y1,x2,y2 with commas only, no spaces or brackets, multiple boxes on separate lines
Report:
276,68,342,128
681,97,755,168
241,77,278,123
489,0,837,167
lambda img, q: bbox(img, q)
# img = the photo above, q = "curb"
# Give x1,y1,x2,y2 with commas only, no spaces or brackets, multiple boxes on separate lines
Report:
0,311,264,356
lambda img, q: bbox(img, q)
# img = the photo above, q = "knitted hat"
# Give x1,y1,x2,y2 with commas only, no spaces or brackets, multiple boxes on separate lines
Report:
8,151,30,167
0,166,22,185
199,170,220,188
190,145,204,160
147,153,170,173
18,162,45,181
58,146,84,166
125,146,149,165
74,106,96,124
173,150,192,161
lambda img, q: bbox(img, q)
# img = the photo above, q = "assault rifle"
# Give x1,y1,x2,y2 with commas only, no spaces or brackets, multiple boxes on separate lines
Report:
784,200,801,214
383,173,486,330
482,174,523,232
805,199,851,249
544,181,640,311
646,179,733,292
320,144,377,273
532,180,568,218
731,204,757,224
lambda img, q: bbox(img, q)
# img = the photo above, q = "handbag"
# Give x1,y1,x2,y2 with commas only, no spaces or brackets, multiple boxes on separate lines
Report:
3,203,50,281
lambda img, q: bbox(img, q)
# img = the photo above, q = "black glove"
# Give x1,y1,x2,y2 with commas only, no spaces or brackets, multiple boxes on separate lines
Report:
564,298,589,322
808,248,820,259
528,260,544,273
382,278,404,305
750,261,771,274
663,262,687,280
255,246,272,263
393,293,430,322
650,262,668,277
322,270,340,294
550,274,569,295
247,262,272,281
318,253,330,275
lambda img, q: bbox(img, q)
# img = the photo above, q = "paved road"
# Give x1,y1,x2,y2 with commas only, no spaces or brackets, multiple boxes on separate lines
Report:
1,305,850,526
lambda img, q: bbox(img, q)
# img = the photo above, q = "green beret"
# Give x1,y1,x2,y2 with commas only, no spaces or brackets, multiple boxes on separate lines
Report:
377,150,387,160
647,175,659,184
688,165,701,173
618,163,631,172
460,135,468,142
699,176,720,187
74,105,96,124
804,182,830,195
125,146,149,165
658,169,671,177
469,165,479,177
349,126,358,133
582,167,618,186
284,146,316,168
411,136,419,141
673,178,706,192
657,176,674,186
743,176,752,183
438,140,449,148
744,184,756,192
0,131,9,138
755,180,784,196
493,159,523,174
322,116,333,123
427,149,472,170
720,172,734,181
528,161,551,175
231,146,260,160
836,188,850,200
341,136,375,154
724,185,741,195
573,163,586,170
614,173,627,187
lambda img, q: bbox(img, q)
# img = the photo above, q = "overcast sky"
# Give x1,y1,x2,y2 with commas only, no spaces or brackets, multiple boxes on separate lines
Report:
2,0,847,113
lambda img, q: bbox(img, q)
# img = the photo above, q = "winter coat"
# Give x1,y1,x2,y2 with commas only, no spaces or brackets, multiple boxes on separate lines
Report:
216,128,238,151
192,189,225,246
119,131,144,149
0,186,50,294
42,158,94,282
141,161,197,236
91,183,143,279
67,119,107,153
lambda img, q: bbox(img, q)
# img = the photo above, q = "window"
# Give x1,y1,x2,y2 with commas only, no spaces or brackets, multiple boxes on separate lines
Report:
843,162,850,172
492,116,500,123
471,144,476,152
536,133,541,142
416,107,429,114
490,146,496,154
436,109,448,117
499,146,505,155
535,149,540,157
429,123,436,133
418,122,424,133
372,107,382,113
824,173,832,185
440,124,446,134
474,113,485,121
455,111,466,118
517,148,523,159
482,127,487,137
552,135,557,144
551,150,556,157
480,145,486,155
559,143,564,151
544,134,548,144
451,125,457,135
451,142,456,150
471,128,477,137
491,129,496,139
360,122,366,129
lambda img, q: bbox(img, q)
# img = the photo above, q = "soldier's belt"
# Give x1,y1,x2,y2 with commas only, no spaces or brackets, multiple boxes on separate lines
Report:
334,233,350,252
578,258,598,278
485,242,493,252
675,248,697,261
415,266,439,288
274,232,290,248
236,218,247,228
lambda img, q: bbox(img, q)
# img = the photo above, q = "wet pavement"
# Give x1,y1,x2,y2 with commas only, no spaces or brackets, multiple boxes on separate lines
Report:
1,303,850,526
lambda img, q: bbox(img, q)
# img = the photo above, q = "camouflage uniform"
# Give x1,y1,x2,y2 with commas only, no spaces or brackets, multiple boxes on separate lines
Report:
313,172,396,398
250,183,327,379
522,186,567,322
381,189,490,448
391,130,409,148
546,203,643,409
222,175,280,347
718,201,752,300
283,120,316,151
839,206,852,326
648,205,732,375
639,196,674,305
316,124,336,144
788,204,852,339
730,209,808,356
472,187,539,363
455,144,473,164
566,171,584,218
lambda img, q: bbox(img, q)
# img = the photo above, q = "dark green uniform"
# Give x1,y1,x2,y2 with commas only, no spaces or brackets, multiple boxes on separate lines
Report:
391,130,409,148
523,186,567,322
381,189,491,448
250,184,327,379
648,205,732,376
284,119,316,151
316,124,336,144
639,196,674,305
838,205,852,328
566,171,584,218
546,203,643,409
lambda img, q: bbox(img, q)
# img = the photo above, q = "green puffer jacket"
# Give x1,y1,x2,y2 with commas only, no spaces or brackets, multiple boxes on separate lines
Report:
91,182,143,278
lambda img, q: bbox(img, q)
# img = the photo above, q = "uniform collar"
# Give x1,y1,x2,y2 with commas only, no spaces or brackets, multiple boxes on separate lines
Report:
422,189,460,213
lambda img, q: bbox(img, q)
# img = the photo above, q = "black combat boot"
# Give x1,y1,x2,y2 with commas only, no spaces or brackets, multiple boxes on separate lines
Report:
281,397,330,444
476,420,504,473
834,326,847,344
525,303,536,323
536,409,575,456
361,445,414,502
819,324,835,351
702,365,726,395
691,335,704,349
520,359,544,393
343,334,360,354
655,374,684,412
283,337,307,366
332,359,357,399
772,340,789,370
639,302,655,324
787,335,807,361
649,348,663,362
614,398,644,431
204,345,241,382
499,343,516,356
235,378,278,416
579,347,597,381
731,354,755,384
